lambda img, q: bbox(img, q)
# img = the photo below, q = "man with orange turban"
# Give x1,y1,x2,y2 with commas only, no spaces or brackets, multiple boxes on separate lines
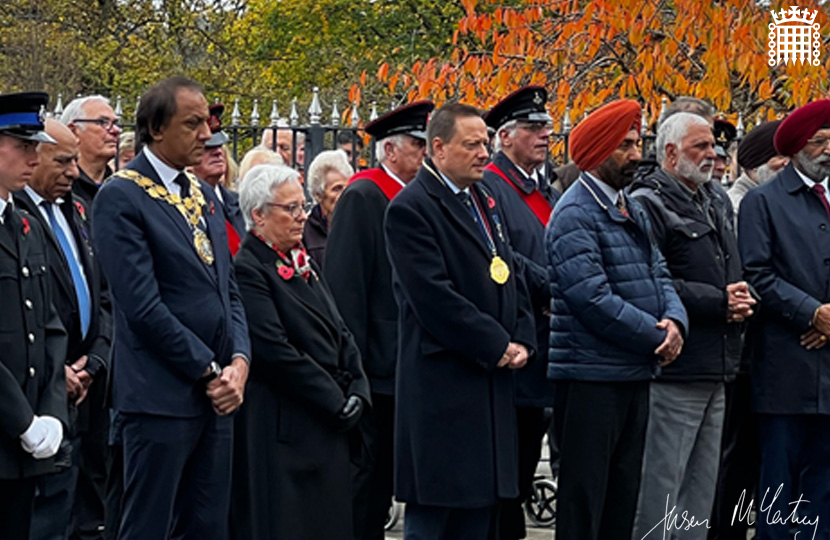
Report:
546,99,687,540
739,98,830,540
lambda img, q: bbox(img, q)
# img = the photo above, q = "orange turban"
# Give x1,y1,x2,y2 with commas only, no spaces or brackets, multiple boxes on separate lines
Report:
569,99,642,171
774,99,830,157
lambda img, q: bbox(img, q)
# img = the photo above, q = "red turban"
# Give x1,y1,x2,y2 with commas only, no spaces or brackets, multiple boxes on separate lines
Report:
569,99,642,171
774,99,830,156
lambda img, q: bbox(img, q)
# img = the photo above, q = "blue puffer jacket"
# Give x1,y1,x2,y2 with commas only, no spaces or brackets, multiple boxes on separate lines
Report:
546,174,688,382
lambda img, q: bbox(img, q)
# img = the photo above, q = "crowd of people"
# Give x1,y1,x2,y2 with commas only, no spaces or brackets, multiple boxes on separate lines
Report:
0,74,829,540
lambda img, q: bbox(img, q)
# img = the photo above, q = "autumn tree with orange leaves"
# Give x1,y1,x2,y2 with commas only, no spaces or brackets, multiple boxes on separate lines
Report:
351,0,829,140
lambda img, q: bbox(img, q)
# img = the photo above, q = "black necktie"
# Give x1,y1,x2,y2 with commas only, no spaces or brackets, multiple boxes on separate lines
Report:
174,172,190,199
457,191,488,244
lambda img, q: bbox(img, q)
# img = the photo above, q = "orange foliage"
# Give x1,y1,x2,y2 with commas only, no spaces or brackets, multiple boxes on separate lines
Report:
356,0,830,132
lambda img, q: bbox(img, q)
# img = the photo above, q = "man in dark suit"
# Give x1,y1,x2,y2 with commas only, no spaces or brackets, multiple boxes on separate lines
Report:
190,103,245,255
324,100,433,540
0,92,68,540
385,102,536,540
481,86,559,540
14,119,112,540
91,76,251,540
739,99,830,540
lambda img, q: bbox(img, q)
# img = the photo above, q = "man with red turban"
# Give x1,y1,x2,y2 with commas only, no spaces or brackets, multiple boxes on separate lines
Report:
739,98,830,540
546,99,687,540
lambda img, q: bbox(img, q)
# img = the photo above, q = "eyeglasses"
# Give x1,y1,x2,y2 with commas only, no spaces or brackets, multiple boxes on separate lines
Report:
517,121,553,134
74,118,120,131
806,137,830,149
266,202,306,219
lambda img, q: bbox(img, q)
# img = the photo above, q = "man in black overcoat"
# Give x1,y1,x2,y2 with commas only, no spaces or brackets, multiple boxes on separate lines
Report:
324,100,433,540
0,92,68,540
385,102,536,540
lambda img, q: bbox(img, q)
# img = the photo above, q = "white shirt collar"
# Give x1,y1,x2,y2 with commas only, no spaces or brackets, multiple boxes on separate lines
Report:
143,146,185,194
214,184,224,203
794,165,829,192
584,171,620,205
380,163,407,189
0,194,10,224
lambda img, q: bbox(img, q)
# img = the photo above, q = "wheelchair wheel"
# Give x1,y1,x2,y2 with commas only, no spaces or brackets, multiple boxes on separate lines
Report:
524,477,557,528
385,500,403,531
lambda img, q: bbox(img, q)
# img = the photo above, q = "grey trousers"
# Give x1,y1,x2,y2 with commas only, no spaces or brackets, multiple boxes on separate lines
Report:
631,381,725,540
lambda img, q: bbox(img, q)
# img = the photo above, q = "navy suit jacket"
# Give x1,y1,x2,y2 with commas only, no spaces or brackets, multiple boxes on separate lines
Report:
217,184,246,238
92,151,250,418
739,163,830,414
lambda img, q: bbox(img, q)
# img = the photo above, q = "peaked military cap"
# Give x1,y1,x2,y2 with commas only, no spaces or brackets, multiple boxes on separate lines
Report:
713,119,737,159
0,92,56,144
365,100,435,141
206,103,229,148
484,85,552,131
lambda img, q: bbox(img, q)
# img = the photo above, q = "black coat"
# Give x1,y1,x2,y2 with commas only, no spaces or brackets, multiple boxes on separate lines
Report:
385,159,536,507
481,151,558,407
629,169,744,380
0,207,68,479
324,175,398,395
302,204,328,268
217,184,246,239
230,233,370,540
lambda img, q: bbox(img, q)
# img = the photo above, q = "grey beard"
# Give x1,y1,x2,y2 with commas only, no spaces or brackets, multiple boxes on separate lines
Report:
797,149,830,182
677,155,713,186
755,163,778,184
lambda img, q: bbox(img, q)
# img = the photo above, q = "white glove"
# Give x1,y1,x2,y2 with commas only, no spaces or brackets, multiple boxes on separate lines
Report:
19,415,63,459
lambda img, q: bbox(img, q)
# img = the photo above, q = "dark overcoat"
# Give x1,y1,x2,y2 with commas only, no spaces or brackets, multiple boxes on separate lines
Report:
385,158,536,508
481,151,558,407
230,233,370,540
217,183,246,239
0,208,67,479
91,151,250,418
302,203,328,268
324,174,398,395
739,163,830,414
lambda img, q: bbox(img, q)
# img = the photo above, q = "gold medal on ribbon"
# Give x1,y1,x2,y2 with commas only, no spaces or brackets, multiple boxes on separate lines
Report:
490,255,510,284
193,229,215,265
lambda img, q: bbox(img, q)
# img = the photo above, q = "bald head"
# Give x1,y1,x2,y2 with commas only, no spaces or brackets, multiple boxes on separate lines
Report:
31,119,80,202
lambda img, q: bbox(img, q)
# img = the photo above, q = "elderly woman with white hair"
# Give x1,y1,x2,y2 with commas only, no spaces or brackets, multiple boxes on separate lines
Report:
229,163,370,540
302,149,353,266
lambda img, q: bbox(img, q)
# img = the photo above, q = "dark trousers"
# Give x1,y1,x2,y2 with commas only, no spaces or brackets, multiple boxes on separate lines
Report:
708,374,760,540
0,477,37,540
72,383,109,540
103,443,123,540
755,414,830,540
118,412,232,540
554,380,648,540
31,455,76,540
352,392,395,540
491,406,547,540
404,503,493,540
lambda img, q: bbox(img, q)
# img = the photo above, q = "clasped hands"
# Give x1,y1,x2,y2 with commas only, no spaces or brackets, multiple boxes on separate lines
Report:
727,281,756,323
65,355,93,405
654,319,683,367
205,356,249,416
498,342,529,369
802,304,830,350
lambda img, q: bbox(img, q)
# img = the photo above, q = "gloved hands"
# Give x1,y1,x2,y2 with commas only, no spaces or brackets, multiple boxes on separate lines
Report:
19,415,63,459
337,395,364,432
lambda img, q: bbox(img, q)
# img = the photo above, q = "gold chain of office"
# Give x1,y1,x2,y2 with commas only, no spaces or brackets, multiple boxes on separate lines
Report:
112,169,215,265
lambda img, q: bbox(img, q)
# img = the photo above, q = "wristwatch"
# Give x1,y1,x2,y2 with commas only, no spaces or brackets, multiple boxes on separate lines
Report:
203,361,222,382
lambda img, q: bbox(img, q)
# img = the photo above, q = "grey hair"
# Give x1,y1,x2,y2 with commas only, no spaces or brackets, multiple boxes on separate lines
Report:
60,95,111,126
493,120,519,153
307,150,353,199
238,147,284,182
658,97,716,130
238,164,301,231
260,120,306,149
375,134,405,163
656,112,710,164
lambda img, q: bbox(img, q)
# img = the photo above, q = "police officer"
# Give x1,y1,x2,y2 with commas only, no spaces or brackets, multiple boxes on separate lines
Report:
0,92,68,540
481,86,558,540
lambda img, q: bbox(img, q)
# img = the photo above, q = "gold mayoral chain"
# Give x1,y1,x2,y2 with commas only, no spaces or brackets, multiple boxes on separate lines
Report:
115,170,215,265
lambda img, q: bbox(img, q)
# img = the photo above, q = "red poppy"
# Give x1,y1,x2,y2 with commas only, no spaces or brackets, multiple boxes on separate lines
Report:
277,264,294,280
74,201,86,221
209,201,215,215
487,196,496,209
22,217,30,235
